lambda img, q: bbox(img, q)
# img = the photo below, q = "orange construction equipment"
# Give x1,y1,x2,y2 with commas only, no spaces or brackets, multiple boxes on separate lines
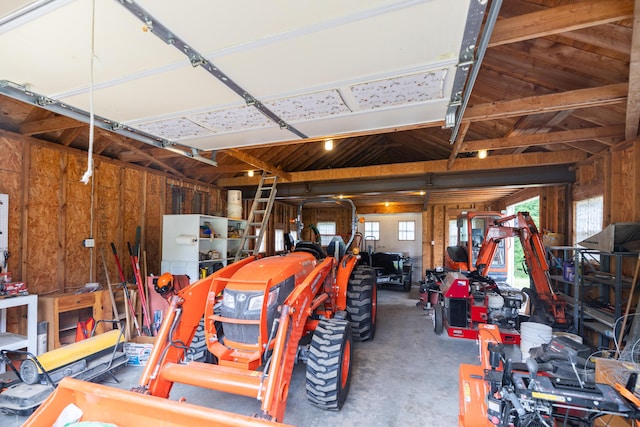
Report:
474,211,569,327
459,324,638,426
25,199,377,426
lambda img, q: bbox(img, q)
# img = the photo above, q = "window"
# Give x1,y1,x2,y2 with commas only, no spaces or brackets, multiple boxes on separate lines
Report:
398,220,415,241
574,196,603,246
316,222,336,246
275,229,284,252
255,228,266,253
448,219,458,246
364,221,380,241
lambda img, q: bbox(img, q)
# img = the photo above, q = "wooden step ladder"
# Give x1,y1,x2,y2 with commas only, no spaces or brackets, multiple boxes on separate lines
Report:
234,172,278,261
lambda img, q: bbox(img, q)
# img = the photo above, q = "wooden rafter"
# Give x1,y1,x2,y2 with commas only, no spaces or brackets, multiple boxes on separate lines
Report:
462,125,625,152
489,0,633,48
99,131,186,178
18,115,83,136
464,83,628,122
223,148,292,181
447,122,470,170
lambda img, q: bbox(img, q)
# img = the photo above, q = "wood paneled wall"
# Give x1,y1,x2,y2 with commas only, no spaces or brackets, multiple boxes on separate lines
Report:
0,131,221,296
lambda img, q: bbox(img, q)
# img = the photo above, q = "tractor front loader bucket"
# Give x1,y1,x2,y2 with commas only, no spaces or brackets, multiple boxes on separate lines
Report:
24,377,295,427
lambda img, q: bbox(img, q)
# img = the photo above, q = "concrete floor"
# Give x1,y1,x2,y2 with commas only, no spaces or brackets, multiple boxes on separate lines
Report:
5,286,482,427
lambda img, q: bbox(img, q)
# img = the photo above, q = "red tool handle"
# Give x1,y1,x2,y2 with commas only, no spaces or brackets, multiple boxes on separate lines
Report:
110,242,126,283
111,242,142,336
128,242,152,335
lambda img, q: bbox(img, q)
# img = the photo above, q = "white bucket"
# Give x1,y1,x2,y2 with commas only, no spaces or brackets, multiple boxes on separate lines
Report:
227,190,242,219
520,322,553,361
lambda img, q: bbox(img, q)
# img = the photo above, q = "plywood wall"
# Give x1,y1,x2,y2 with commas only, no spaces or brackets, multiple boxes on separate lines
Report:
0,133,222,297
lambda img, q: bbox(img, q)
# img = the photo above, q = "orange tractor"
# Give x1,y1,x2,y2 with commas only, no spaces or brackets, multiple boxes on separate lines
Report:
24,199,377,426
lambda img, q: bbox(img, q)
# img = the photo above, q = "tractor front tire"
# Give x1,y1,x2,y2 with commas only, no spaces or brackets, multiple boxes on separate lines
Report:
346,266,377,342
306,319,353,410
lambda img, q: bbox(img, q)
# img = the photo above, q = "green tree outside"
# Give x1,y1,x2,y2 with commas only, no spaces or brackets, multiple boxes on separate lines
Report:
513,198,540,280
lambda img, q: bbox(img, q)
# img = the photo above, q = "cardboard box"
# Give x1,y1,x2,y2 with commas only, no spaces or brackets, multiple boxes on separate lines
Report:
124,336,156,366
594,358,636,427
542,232,564,247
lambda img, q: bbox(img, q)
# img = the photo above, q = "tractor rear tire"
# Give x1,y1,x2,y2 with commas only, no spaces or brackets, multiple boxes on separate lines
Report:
433,303,444,335
346,266,377,342
306,319,352,410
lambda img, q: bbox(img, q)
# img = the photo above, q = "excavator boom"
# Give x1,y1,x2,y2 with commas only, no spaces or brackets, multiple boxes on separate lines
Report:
475,212,569,326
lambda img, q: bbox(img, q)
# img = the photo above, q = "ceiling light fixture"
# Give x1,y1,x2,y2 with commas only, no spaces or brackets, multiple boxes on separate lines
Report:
324,139,334,151
385,202,389,207
419,191,426,196
248,170,254,177
478,149,488,159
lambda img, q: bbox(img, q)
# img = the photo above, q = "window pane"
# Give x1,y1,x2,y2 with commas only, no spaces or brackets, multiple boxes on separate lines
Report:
317,222,336,246
448,219,458,246
255,228,266,253
275,229,284,252
398,220,415,241
575,196,603,246
364,221,380,240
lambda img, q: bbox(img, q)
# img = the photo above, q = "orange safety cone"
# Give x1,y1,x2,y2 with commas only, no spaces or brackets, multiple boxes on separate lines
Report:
75,321,86,342
75,316,96,342
85,316,95,336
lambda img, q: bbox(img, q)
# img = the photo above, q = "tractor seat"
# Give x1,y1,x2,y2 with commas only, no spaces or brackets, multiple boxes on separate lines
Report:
293,241,326,259
446,245,468,263
326,237,346,261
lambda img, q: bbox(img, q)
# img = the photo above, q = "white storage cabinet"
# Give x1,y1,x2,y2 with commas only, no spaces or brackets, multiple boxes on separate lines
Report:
161,215,245,283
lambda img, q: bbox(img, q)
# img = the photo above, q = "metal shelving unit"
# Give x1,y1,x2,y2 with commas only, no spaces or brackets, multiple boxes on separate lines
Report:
548,246,637,347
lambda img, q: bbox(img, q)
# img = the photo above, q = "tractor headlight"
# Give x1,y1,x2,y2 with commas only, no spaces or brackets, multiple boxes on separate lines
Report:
222,292,235,309
247,287,280,311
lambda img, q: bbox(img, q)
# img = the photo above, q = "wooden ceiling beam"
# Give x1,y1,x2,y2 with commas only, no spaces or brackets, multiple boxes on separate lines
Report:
223,148,292,181
462,124,625,152
118,149,180,162
59,127,82,147
464,83,628,122
217,150,587,187
18,115,83,135
447,122,470,170
97,130,186,178
489,0,633,48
